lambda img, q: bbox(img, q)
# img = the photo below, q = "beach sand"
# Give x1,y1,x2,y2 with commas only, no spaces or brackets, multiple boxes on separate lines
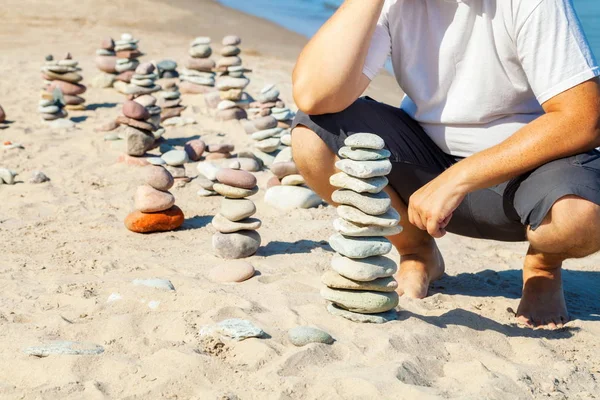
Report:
0,0,599,399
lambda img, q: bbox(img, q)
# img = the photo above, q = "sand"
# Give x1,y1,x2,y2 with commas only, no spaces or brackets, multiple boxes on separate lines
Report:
0,0,599,399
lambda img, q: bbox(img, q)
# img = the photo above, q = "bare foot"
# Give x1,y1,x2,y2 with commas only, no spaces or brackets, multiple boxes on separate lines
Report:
516,255,569,330
395,242,445,299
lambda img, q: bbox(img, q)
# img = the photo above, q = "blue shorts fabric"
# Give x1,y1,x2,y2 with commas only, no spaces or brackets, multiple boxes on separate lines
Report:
292,97,600,242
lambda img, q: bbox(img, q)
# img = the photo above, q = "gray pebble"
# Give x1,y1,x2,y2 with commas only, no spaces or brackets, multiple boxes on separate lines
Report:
288,326,334,346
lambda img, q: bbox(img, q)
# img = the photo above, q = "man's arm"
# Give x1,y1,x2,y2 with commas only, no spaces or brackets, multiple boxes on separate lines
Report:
409,77,600,238
292,0,385,115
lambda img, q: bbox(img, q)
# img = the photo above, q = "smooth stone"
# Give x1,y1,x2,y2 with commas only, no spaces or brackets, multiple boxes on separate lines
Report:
197,162,221,181
331,254,398,282
220,198,256,221
257,85,280,103
116,115,154,131
337,205,400,227
104,132,120,141
333,218,402,237
219,88,244,101
41,110,67,121
208,261,255,283
29,171,50,184
184,139,206,161
264,186,322,210
212,231,261,259
159,90,181,101
217,100,237,110
329,233,392,258
132,278,175,290
181,75,215,85
281,133,292,146
125,206,184,233
222,35,241,46
266,176,281,189
212,214,261,233
161,107,186,121
161,150,189,166
200,318,264,341
23,341,104,357
0,168,17,184
252,116,278,131
272,146,293,164
228,160,241,170
42,70,83,83
184,57,216,71
322,270,397,292
327,303,397,324
125,127,154,156
281,174,305,186
142,165,174,191
135,62,155,75
48,118,75,129
205,152,231,160
115,70,135,83
189,44,212,58
207,143,235,153
216,56,242,68
46,80,86,95
131,78,155,87
329,172,388,194
157,59,177,71
255,137,280,153
237,157,261,172
216,76,249,90
164,165,186,178
146,157,166,165
252,149,276,167
220,45,241,56
216,168,257,190
332,189,391,215
251,128,282,141
63,95,85,106
288,327,334,347
198,188,217,196
196,174,215,190
159,98,182,108
38,105,59,114
134,185,175,212
213,183,258,199
122,100,150,120
321,287,399,313
272,110,293,121
335,159,392,179
216,108,247,121
270,161,298,179
101,37,115,50
191,36,211,46
344,133,385,150
339,146,391,161
115,61,139,73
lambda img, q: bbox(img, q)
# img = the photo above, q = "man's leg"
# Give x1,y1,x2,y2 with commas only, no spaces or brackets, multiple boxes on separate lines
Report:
517,195,600,329
292,126,444,298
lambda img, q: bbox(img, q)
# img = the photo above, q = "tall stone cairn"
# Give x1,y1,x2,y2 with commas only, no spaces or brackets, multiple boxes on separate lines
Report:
321,133,402,324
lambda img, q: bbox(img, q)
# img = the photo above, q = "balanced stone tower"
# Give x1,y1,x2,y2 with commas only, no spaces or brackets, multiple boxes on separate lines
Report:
212,167,261,259
321,133,402,323
180,37,216,94
114,33,143,84
214,35,250,120
158,80,185,123
43,53,86,111
125,165,184,233
117,90,161,157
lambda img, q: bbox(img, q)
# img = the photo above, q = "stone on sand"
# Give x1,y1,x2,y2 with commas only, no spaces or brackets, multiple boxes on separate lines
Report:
184,139,206,161
328,233,392,258
197,162,221,181
288,326,334,347
125,206,184,233
321,270,398,292
264,186,322,210
216,168,257,190
327,303,397,324
208,261,255,283
200,318,265,341
142,165,174,191
161,150,190,166
29,171,50,184
132,278,175,290
212,231,261,259
134,185,175,212
220,198,256,221
330,254,398,282
320,287,399,313
23,341,105,357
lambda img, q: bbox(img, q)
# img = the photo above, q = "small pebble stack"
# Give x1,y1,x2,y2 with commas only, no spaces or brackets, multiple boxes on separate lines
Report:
158,80,185,123
214,35,250,121
241,116,282,164
39,73,68,123
42,53,86,112
248,84,295,130
117,84,161,156
93,37,118,88
125,165,184,233
114,33,144,85
116,60,161,97
212,167,261,259
156,59,178,79
321,133,402,324
180,37,216,94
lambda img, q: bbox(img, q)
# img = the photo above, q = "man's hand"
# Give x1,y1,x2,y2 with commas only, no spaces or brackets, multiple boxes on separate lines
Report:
408,169,468,238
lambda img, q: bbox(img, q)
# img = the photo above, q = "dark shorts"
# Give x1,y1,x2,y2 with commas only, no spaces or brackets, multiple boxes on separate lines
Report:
292,97,600,242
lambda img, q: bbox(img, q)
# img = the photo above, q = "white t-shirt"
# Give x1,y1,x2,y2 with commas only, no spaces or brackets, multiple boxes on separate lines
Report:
363,0,600,157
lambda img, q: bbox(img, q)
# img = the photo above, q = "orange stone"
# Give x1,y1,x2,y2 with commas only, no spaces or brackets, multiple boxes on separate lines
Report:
124,205,184,233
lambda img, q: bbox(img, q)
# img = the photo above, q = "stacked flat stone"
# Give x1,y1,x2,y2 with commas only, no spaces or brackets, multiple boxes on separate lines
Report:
158,80,185,123
212,167,261,259
321,133,402,324
114,33,144,84
180,37,216,94
214,35,250,121
42,53,86,112
118,92,161,157
115,60,161,97
39,76,68,123
248,84,295,130
157,59,178,79
93,37,118,88
125,165,184,233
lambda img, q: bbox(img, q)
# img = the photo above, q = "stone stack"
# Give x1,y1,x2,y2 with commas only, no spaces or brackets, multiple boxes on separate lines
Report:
214,35,250,121
217,35,243,70
157,59,178,79
240,116,280,164
114,33,144,84
125,165,184,233
42,53,87,111
39,86,67,123
118,96,161,157
248,84,295,130
321,133,402,323
115,61,161,97
158,81,185,123
180,37,216,94
93,37,118,88
212,168,261,259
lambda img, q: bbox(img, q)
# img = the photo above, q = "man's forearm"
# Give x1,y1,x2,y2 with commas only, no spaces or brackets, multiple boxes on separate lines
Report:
292,0,384,114
448,80,600,194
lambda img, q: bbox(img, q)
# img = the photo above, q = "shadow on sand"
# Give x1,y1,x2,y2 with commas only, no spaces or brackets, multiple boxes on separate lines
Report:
179,215,212,231
87,102,118,111
257,239,332,256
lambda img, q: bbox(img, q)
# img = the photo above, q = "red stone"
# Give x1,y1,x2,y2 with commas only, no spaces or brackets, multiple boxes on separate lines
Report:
125,205,184,233
46,80,86,95
184,139,206,161
123,100,150,120
216,168,257,189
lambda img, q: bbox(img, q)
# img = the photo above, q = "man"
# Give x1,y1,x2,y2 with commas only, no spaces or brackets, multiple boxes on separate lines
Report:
291,0,600,329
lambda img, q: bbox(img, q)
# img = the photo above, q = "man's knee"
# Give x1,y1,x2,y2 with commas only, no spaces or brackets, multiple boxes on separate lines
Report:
527,195,600,258
291,124,336,178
